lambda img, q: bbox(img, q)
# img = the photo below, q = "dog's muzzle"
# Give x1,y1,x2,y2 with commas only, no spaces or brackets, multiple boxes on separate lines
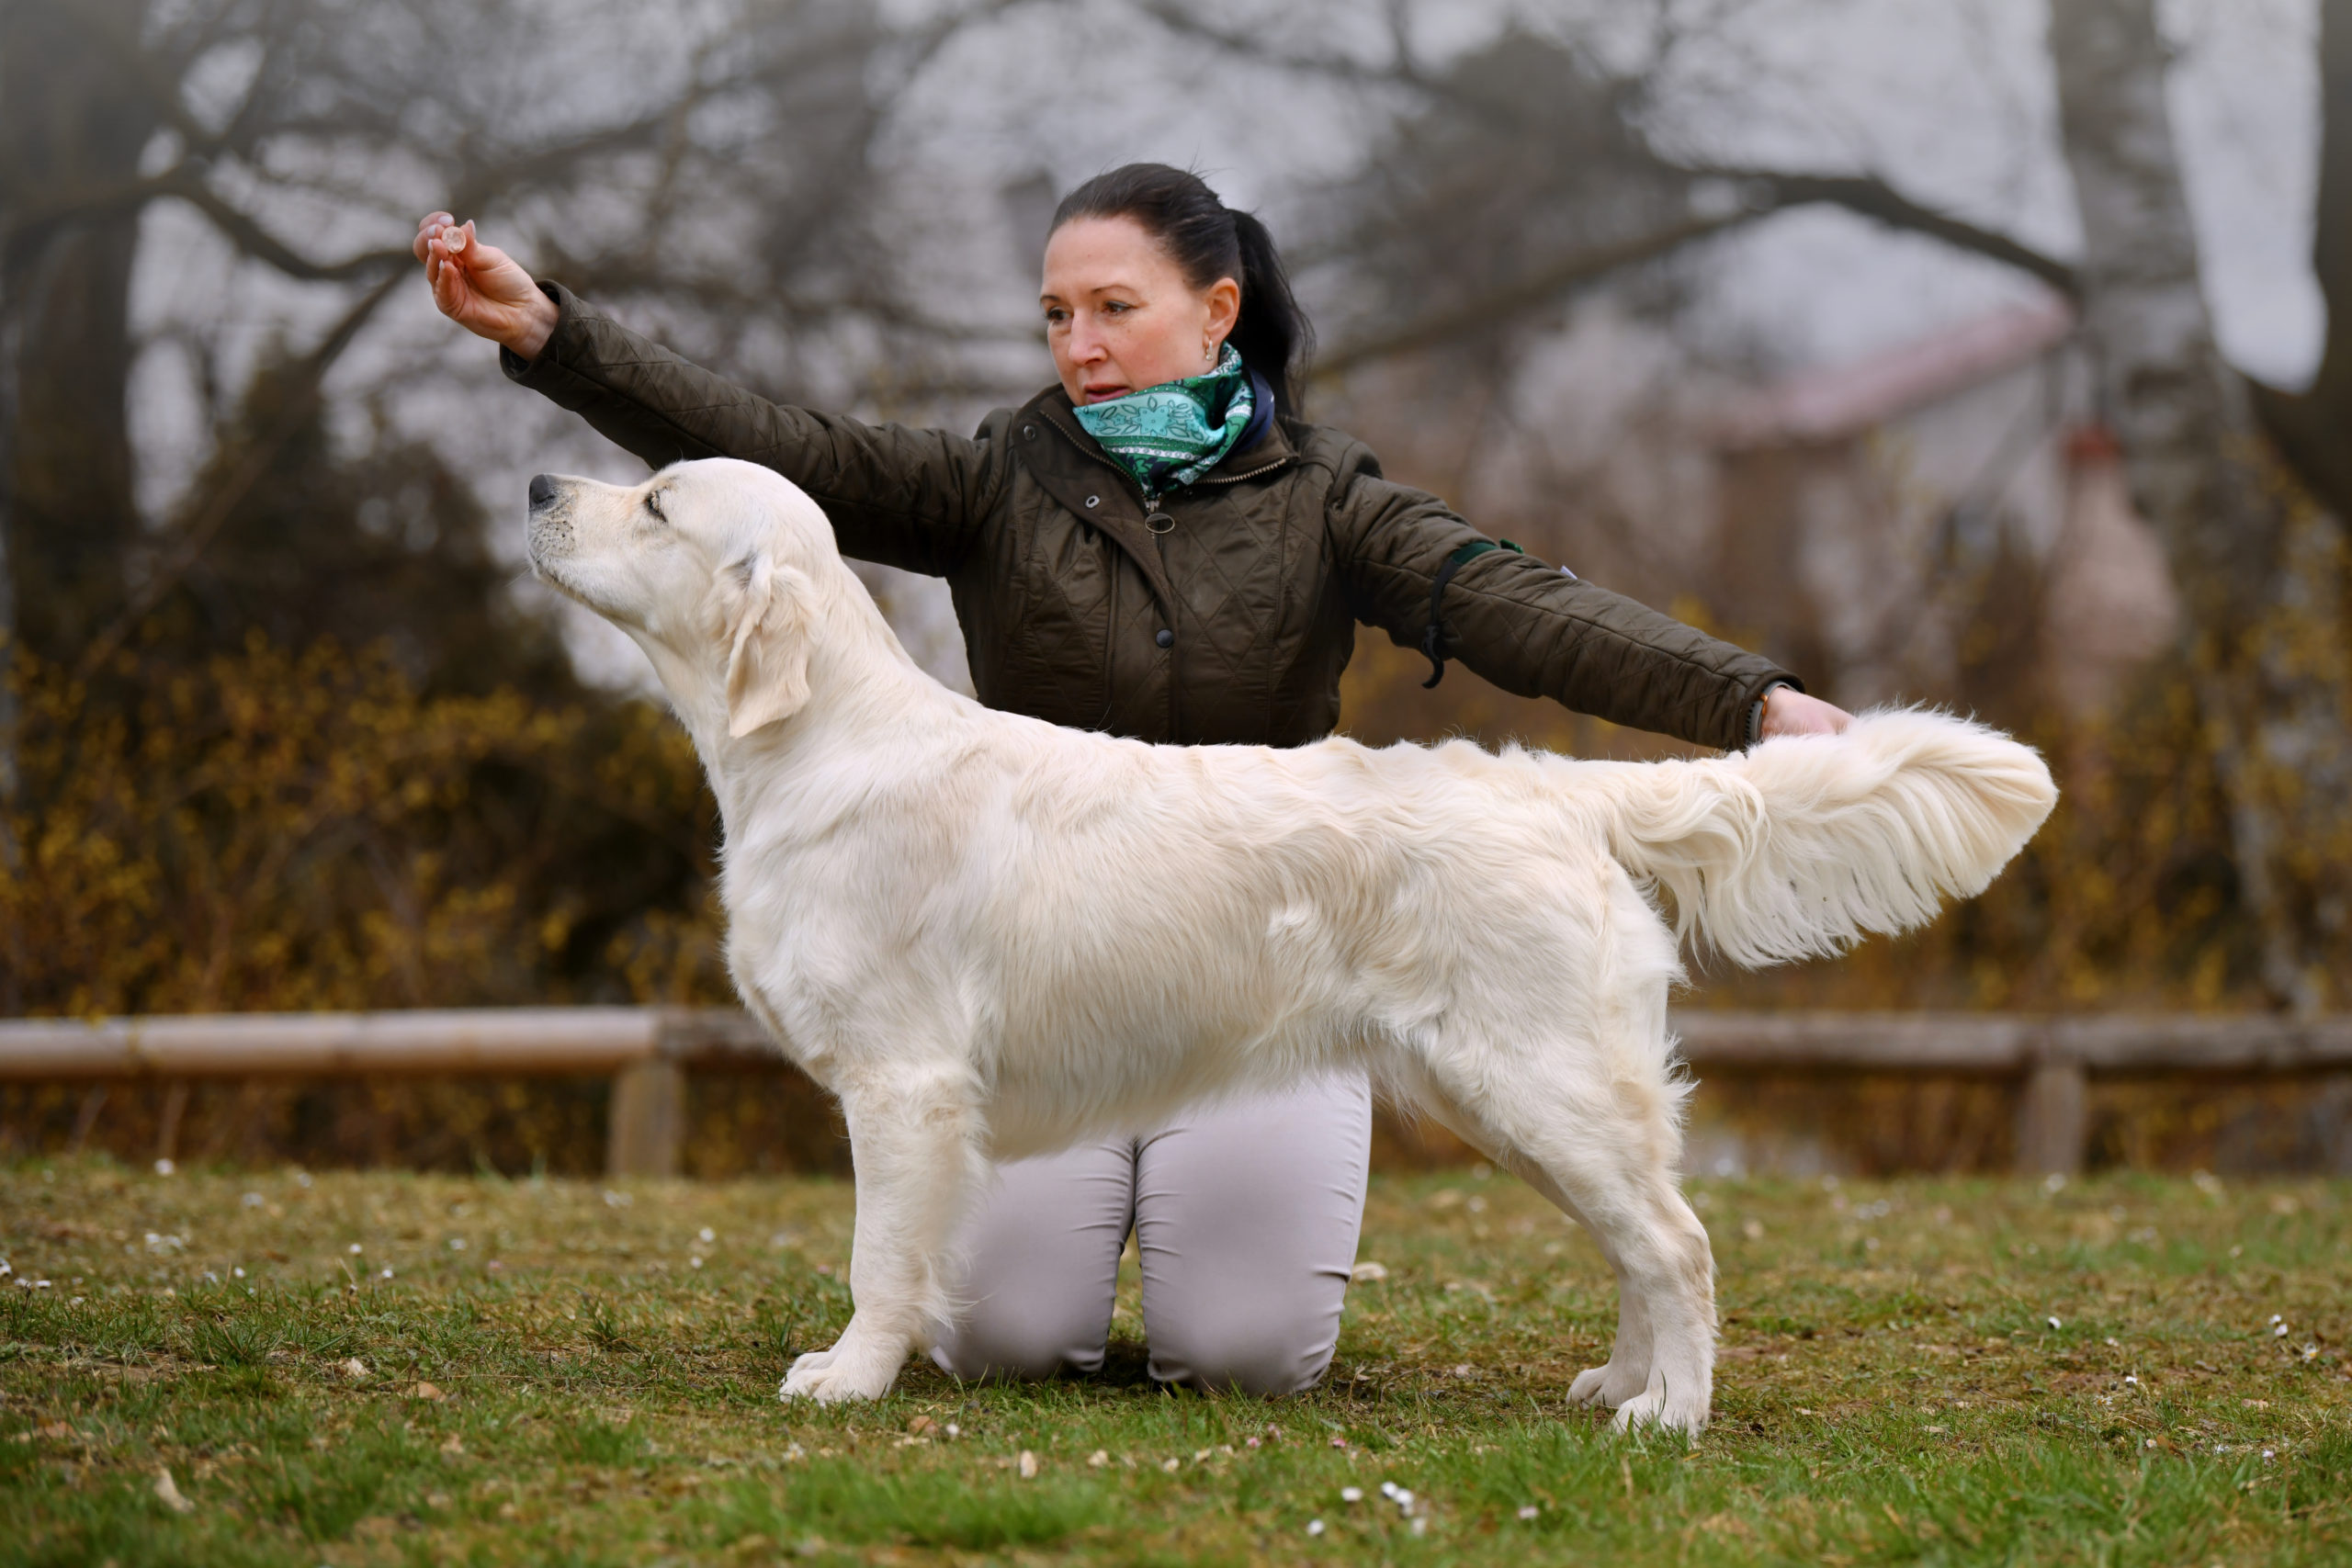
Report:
526,472,574,564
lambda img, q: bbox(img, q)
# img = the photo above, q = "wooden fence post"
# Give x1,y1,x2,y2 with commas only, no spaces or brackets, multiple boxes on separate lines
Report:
607,1058,684,1179
2015,1043,2088,1176
155,1079,188,1170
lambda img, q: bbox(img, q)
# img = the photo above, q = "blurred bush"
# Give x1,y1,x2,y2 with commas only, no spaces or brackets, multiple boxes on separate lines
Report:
1,637,729,1019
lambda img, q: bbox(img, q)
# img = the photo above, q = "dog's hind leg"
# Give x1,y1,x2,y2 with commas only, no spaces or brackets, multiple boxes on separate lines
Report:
1532,1145,1712,1436
1558,1158,1713,1438
1406,1064,1709,1425
1555,1196,1656,1415
780,1061,984,1405
1419,1063,1714,1436
1397,1077,1657,1409
1400,885,1716,1435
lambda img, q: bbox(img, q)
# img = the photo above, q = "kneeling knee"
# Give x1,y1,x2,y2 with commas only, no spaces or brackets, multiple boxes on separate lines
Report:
931,1305,1103,1383
1151,1319,1336,1397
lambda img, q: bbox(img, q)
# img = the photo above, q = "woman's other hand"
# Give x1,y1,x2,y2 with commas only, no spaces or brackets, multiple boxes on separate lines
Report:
413,212,559,361
1760,684,1853,739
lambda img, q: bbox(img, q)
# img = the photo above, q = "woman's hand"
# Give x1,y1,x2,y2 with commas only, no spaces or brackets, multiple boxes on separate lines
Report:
1760,684,1853,739
413,212,560,362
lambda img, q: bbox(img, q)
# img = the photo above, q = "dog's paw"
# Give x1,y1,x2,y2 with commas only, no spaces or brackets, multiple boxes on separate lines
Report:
1609,1382,1709,1438
779,1346,897,1404
1567,1361,1649,1410
777,1349,835,1402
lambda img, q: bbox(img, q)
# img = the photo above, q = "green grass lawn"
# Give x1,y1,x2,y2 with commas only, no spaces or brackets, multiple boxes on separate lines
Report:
1,1157,2345,1565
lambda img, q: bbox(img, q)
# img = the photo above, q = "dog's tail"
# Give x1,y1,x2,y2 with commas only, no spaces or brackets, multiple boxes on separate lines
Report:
1583,708,2057,968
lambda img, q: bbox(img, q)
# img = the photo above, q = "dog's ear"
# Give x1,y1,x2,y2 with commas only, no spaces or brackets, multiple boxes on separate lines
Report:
715,553,813,737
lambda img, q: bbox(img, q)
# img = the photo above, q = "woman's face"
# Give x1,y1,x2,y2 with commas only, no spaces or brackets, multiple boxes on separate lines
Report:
1041,215,1241,405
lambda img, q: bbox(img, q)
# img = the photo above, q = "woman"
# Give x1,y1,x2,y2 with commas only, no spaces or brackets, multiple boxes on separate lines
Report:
416,164,1849,1397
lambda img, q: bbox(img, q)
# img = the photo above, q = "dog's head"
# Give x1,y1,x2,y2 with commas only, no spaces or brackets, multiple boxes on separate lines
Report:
526,458,835,738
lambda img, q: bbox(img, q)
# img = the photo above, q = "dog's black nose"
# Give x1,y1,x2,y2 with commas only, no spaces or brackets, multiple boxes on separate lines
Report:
529,473,558,510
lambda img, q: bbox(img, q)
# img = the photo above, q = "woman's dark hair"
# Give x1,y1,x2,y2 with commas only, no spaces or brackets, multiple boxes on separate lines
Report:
1051,164,1315,419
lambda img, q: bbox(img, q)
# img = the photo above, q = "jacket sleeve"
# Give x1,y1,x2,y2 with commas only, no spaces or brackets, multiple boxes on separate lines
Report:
498,280,1001,578
1325,444,1800,751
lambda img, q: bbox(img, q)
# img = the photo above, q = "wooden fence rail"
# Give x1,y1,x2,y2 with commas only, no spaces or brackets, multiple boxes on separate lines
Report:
3,1009,2348,1177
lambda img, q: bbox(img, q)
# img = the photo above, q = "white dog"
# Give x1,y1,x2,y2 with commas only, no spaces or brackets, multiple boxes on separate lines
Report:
526,457,2056,1435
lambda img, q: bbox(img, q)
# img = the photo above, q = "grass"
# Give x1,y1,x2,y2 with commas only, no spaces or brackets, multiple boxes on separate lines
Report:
0,1157,2345,1565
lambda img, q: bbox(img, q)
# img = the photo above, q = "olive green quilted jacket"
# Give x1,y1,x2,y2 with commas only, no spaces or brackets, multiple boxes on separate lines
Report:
502,281,1798,750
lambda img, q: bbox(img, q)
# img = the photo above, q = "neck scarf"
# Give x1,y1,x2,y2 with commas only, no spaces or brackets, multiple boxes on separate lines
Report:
1069,342,1254,502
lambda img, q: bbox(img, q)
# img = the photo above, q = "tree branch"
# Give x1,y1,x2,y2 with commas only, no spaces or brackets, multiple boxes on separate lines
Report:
0,172,180,243
154,171,417,281
1316,210,1751,377
1685,165,2080,298
1317,164,2080,378
1133,0,1462,103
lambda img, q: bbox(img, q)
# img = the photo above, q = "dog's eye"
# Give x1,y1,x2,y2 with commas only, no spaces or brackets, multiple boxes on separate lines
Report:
645,491,665,521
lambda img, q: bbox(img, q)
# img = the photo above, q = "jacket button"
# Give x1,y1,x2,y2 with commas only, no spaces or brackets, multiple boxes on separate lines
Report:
1155,628,1174,649
1084,494,1100,508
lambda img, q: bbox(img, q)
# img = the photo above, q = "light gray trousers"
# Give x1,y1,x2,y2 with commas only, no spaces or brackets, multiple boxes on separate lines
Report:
930,1070,1372,1396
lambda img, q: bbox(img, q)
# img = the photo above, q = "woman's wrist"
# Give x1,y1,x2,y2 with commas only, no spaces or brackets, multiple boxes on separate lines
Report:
506,287,560,363
1755,682,1854,740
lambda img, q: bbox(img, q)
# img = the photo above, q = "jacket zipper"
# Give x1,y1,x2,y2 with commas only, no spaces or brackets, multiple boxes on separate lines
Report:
1194,456,1290,486
1156,525,1177,739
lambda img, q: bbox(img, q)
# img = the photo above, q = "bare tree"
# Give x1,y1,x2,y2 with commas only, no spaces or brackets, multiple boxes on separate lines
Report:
1145,3,2082,367
2048,0,2352,1011
0,0,159,659
0,0,1011,669
2249,0,2352,525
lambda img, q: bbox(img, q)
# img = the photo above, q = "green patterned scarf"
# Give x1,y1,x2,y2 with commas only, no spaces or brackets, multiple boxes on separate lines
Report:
1069,342,1254,502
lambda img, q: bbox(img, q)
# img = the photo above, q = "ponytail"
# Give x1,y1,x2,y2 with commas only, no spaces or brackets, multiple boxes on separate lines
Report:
1227,209,1313,421
1051,164,1315,419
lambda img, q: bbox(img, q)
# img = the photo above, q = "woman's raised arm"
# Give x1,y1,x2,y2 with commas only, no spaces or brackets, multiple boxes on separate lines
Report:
413,214,1001,579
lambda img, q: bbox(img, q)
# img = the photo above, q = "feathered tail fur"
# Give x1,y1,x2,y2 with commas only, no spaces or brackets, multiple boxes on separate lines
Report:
1587,708,2058,968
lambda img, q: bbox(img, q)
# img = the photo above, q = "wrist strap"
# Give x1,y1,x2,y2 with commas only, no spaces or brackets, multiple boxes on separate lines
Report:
1747,680,1791,747
1419,538,1522,688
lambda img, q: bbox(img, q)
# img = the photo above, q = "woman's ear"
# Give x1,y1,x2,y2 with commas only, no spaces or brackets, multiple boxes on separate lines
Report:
1204,275,1240,344
717,553,812,736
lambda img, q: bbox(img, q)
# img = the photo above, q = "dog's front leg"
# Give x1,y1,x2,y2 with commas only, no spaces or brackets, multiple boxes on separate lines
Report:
781,1065,981,1405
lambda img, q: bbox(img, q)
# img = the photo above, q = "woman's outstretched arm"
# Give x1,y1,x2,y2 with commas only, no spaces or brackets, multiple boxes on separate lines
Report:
1324,441,1848,750
414,214,1001,579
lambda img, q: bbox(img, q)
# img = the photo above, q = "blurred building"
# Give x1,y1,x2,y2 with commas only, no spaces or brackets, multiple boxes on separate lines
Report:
1713,299,2180,716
